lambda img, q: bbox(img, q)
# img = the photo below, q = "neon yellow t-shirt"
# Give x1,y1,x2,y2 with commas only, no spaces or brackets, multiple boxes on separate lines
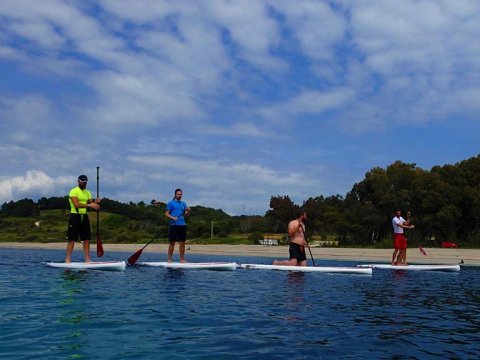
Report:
69,187,92,214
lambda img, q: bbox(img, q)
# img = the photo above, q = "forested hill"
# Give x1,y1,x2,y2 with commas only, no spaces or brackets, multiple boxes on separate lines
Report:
1,156,479,247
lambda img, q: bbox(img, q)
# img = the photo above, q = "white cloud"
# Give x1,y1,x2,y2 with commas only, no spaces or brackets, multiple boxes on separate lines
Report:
259,88,355,125
0,95,58,146
99,0,175,23
9,20,65,49
0,45,26,61
126,154,321,214
196,122,268,137
0,171,68,203
274,0,347,61
208,0,284,70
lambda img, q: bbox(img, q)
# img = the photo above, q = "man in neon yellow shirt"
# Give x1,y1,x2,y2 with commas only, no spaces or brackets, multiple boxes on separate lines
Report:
65,175,100,263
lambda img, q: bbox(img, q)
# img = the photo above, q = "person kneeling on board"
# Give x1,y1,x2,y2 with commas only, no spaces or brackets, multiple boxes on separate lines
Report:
273,209,309,267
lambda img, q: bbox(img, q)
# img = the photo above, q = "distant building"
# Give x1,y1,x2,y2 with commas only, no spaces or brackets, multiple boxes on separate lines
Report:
258,238,278,246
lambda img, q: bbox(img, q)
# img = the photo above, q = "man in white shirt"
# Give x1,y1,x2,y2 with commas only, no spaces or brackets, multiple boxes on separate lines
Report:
392,210,414,265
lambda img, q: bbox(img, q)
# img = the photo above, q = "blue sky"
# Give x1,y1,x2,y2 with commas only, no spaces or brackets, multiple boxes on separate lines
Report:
0,0,479,215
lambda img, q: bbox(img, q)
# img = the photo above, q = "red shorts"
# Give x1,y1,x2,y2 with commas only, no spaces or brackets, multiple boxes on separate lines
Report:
393,233,407,249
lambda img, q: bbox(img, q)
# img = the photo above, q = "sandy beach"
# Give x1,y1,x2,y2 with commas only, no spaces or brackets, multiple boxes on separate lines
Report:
1,242,478,265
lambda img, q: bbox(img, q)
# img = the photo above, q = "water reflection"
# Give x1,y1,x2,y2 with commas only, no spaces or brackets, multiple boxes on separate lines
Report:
285,271,306,286
281,272,306,322
163,268,186,280
56,271,90,359
162,268,187,291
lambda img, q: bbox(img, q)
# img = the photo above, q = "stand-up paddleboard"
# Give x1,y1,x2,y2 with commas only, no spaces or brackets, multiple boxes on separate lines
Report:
240,264,372,275
138,262,238,271
45,261,126,271
357,264,461,272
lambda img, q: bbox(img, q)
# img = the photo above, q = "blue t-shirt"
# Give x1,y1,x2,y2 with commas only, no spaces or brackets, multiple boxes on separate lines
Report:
166,200,187,226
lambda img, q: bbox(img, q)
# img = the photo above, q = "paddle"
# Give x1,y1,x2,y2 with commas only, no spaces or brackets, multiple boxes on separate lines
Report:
127,236,157,265
127,203,188,265
418,245,427,256
300,226,316,267
96,166,104,257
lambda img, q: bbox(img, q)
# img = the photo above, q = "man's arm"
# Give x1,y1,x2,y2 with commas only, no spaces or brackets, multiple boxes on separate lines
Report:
165,209,177,221
398,222,414,230
287,220,298,237
71,196,99,210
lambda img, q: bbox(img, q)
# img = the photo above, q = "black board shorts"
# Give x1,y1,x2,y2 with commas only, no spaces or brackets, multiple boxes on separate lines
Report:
289,242,307,262
169,225,187,242
66,213,91,241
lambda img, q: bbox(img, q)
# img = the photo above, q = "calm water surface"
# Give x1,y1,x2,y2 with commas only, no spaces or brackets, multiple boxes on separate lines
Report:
0,248,479,359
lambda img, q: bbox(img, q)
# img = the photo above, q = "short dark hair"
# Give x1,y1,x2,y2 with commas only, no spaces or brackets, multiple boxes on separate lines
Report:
295,208,306,219
173,188,183,200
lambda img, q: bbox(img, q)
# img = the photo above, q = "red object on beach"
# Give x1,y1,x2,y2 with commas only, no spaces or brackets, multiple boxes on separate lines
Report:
441,241,458,248
419,246,427,256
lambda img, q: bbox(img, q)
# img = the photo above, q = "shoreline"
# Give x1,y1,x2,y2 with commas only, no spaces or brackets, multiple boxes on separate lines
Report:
1,242,478,265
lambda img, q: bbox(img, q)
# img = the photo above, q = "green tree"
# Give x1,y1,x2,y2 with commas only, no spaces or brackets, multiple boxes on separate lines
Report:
265,195,300,233
1,199,39,217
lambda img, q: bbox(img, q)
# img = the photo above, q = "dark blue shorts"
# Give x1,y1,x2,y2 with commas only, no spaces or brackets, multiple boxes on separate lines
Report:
169,225,187,242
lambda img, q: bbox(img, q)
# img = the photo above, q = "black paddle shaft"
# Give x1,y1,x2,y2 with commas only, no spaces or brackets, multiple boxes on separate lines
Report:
300,226,316,267
96,167,100,233
95,166,104,257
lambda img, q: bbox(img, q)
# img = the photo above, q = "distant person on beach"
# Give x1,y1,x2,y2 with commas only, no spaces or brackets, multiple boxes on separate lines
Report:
65,175,100,263
392,209,414,265
163,188,190,263
273,209,309,266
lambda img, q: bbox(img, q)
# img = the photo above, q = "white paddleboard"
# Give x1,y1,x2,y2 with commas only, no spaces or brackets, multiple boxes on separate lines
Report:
139,262,238,271
240,263,372,275
357,264,461,272
45,261,126,271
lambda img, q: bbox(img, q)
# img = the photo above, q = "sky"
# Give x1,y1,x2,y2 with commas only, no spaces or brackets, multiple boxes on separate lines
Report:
0,0,479,216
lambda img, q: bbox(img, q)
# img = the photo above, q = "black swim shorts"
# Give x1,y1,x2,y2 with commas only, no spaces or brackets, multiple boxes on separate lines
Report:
169,225,187,242
289,242,307,262
66,213,91,241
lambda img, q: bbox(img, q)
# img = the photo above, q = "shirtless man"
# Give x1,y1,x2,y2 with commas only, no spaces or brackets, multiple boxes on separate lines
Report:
273,209,309,266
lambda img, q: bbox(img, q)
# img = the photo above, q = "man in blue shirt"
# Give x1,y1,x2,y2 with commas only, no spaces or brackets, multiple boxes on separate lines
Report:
165,188,190,262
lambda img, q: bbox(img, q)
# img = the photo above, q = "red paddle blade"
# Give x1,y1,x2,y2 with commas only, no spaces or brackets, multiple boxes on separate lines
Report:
96,236,104,257
127,250,143,265
419,246,427,256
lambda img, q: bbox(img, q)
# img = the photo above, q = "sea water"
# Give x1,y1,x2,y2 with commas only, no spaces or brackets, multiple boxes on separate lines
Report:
0,248,478,359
